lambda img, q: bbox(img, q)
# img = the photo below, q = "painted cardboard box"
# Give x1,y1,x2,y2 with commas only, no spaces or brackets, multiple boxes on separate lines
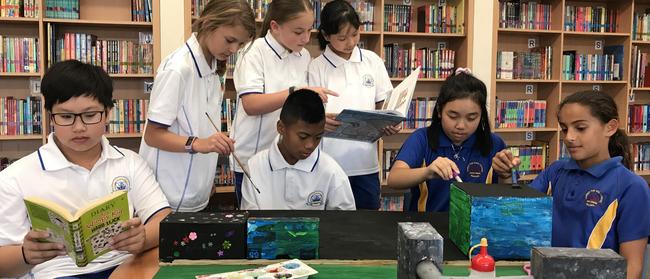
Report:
247,217,319,260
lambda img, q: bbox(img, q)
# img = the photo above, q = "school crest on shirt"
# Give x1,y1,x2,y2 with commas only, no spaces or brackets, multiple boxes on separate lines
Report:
362,74,375,87
466,162,483,178
306,191,324,207
584,189,604,206
112,176,130,192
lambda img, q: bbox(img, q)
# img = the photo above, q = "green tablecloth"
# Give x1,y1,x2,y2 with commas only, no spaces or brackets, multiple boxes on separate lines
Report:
154,264,527,278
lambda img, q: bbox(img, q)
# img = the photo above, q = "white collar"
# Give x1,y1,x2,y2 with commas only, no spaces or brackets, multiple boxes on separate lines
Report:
37,133,124,171
264,32,304,60
185,33,218,78
268,136,320,173
322,45,362,68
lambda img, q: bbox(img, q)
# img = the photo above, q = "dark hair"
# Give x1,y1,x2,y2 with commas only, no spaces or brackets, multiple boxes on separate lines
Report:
280,89,325,125
427,70,492,156
559,91,631,169
41,60,114,112
317,0,361,50
259,0,313,38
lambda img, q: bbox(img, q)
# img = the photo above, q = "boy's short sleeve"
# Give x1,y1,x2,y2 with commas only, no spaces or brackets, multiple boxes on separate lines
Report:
126,151,170,222
616,176,650,243
394,129,428,168
0,175,30,245
325,163,356,210
234,47,265,96
146,69,184,127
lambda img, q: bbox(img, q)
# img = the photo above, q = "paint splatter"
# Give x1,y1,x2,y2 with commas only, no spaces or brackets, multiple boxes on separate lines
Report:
189,232,198,241
283,262,300,269
225,230,235,238
222,240,231,249
217,250,224,257
208,242,213,247
173,240,178,246
173,251,180,257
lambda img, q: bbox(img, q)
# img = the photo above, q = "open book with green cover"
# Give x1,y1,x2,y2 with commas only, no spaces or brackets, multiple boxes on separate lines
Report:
24,190,130,267
324,67,421,143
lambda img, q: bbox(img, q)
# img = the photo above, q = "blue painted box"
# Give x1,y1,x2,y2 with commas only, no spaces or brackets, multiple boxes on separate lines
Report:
247,217,319,260
449,182,552,259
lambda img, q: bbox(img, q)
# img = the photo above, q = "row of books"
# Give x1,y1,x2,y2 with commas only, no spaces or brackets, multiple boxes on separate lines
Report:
221,98,236,133
415,3,464,34
633,11,650,41
0,96,42,136
496,47,552,80
379,195,404,212
631,46,650,88
403,97,436,130
351,0,374,32
498,0,551,30
495,99,547,129
381,149,398,183
0,36,39,73
312,0,322,29
383,4,411,32
564,5,619,33
214,161,234,186
47,25,154,74
383,43,456,78
0,0,38,18
131,0,152,22
628,104,650,134
107,99,148,134
561,46,623,81
632,143,650,172
44,0,78,19
508,144,547,177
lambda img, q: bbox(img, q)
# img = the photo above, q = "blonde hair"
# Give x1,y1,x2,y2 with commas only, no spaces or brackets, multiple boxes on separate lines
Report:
193,0,256,75
259,0,313,38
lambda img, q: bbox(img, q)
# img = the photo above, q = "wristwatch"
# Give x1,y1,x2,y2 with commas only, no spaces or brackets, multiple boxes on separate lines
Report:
289,86,296,95
185,136,197,154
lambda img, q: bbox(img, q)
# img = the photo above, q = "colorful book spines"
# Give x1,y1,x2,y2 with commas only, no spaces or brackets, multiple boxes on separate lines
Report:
0,0,38,18
564,5,618,33
496,47,552,80
0,96,42,136
495,99,546,128
508,145,547,176
379,195,404,211
403,97,436,129
131,0,152,22
108,99,148,134
384,4,412,32
44,0,79,19
383,43,455,78
193,0,271,21
221,98,236,132
631,46,650,88
562,46,623,81
215,161,234,186
498,0,551,30
0,35,39,73
633,11,650,41
416,3,464,34
632,143,650,172
628,104,650,134
381,149,398,183
351,0,374,31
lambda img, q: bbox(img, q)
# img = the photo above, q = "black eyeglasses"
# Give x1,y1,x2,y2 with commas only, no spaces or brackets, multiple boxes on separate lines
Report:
50,111,105,126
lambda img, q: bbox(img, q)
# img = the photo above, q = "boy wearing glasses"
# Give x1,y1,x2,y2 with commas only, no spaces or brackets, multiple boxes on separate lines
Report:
0,60,171,278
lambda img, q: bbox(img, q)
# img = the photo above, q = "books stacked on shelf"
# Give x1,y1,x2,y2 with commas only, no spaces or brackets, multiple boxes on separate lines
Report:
131,0,152,22
496,47,552,80
564,5,619,33
250,0,270,21
312,0,322,29
498,0,551,30
631,46,650,88
633,10,650,41
561,45,624,81
108,99,148,134
46,25,154,74
632,142,650,172
0,96,42,136
379,195,404,211
381,149,398,182
416,2,464,34
0,0,39,18
384,4,411,32
0,36,39,73
628,104,650,134
214,161,234,186
383,43,455,78
44,0,79,19
226,51,239,77
351,0,374,31
221,98,236,132
495,99,546,128
403,97,436,129
508,144,547,177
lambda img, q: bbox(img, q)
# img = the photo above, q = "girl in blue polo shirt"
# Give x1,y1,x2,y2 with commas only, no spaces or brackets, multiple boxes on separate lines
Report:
493,91,650,278
387,69,506,212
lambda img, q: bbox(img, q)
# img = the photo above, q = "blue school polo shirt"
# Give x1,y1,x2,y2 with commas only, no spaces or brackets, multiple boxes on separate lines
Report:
529,156,650,252
394,127,506,212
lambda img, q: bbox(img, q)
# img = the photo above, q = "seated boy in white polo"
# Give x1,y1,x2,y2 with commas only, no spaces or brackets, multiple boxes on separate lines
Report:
240,89,356,210
0,60,171,278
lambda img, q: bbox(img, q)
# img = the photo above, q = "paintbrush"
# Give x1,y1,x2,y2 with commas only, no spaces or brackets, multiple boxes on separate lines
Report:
205,112,260,194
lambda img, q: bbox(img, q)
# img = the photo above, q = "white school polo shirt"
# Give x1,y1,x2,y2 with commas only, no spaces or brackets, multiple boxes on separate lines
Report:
240,136,356,210
231,32,310,172
308,45,393,176
139,33,221,212
0,133,169,279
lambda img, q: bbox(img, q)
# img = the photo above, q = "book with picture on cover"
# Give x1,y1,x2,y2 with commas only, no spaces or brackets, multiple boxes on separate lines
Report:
324,66,420,143
24,190,130,267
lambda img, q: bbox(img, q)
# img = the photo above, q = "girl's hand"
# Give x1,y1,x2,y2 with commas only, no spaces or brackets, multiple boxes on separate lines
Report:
110,218,146,255
192,133,234,155
325,113,341,132
427,157,460,181
22,230,67,265
492,149,521,178
382,123,402,136
301,86,339,103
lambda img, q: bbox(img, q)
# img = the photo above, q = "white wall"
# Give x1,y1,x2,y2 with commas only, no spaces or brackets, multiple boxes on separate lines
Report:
159,1,186,59
471,0,495,101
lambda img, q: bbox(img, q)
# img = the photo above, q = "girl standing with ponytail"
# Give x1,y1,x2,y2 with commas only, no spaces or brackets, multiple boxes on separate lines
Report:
493,91,650,279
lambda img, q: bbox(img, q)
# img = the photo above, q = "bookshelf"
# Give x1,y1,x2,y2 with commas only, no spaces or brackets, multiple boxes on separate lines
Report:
492,0,650,181
0,0,160,160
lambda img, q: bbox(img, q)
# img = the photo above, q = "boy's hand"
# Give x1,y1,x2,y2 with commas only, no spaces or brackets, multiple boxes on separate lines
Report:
22,230,66,265
192,133,234,155
427,157,460,181
382,123,402,136
492,149,521,178
302,86,339,103
110,218,145,255
325,113,341,132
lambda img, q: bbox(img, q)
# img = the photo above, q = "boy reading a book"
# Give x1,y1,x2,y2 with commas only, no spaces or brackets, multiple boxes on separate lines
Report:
0,60,172,278
240,89,356,210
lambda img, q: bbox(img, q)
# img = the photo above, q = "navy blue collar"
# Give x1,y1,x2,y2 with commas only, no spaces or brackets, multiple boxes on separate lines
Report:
562,156,623,178
438,132,477,149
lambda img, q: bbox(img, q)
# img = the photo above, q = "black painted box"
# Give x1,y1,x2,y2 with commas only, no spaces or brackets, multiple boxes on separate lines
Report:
531,247,626,278
159,211,248,262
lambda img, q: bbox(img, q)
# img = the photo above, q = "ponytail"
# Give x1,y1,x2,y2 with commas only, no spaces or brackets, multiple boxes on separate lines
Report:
609,129,632,169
